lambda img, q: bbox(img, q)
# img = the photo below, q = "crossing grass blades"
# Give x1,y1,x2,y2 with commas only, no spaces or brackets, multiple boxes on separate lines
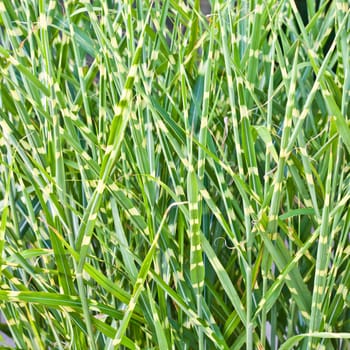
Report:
0,0,349,349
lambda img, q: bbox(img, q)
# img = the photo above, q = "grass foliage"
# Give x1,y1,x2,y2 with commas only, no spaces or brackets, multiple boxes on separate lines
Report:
0,0,350,349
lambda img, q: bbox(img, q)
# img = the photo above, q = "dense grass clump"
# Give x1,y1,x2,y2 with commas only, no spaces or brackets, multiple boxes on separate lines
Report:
0,0,349,349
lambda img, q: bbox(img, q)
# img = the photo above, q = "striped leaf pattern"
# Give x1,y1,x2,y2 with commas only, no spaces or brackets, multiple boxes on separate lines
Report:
0,1,349,350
